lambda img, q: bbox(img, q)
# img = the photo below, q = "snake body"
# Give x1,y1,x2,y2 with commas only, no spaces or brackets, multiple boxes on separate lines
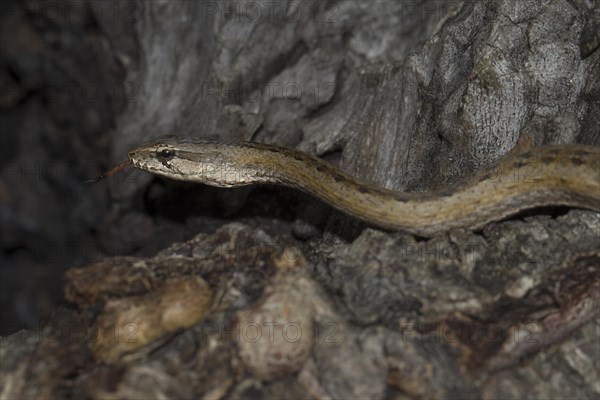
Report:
127,138,600,237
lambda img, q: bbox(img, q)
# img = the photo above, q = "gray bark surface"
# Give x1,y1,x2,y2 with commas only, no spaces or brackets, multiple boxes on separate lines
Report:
1,0,599,398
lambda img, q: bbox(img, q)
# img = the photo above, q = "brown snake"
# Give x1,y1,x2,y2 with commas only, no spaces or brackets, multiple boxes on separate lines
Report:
114,138,599,237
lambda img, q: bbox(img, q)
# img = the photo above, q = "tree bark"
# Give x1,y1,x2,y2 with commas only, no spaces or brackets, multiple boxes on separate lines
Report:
1,0,599,398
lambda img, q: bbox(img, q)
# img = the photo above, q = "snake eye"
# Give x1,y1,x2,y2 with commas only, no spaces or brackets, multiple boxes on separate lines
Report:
157,148,175,161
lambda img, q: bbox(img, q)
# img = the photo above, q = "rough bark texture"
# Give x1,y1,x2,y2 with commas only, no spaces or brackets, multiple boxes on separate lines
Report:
1,0,599,398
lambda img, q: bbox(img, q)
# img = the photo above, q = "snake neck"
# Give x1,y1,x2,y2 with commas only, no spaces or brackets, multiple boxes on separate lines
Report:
233,144,600,236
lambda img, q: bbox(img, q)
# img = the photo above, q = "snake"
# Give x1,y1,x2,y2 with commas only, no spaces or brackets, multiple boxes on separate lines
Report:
97,138,599,237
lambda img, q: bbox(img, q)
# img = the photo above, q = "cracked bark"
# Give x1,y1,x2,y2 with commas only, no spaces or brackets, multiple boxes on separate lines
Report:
1,0,599,399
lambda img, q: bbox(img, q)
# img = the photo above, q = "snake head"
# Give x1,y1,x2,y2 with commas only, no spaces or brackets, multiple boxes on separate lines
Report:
127,138,252,187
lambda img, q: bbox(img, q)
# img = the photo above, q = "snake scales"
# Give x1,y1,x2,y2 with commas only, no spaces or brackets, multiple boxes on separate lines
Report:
117,138,600,237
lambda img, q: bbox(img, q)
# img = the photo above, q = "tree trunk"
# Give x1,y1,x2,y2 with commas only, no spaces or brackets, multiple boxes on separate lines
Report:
1,1,599,398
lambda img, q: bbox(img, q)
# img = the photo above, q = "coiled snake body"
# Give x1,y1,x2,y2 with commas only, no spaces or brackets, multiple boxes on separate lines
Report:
125,138,600,237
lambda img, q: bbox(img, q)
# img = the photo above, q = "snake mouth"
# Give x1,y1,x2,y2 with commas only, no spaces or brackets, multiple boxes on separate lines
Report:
128,157,139,168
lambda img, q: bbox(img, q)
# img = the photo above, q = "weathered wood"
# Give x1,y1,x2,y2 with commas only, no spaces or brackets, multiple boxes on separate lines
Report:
1,0,599,398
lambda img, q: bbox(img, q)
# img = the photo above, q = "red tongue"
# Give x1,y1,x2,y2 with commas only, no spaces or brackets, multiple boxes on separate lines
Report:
85,160,131,184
